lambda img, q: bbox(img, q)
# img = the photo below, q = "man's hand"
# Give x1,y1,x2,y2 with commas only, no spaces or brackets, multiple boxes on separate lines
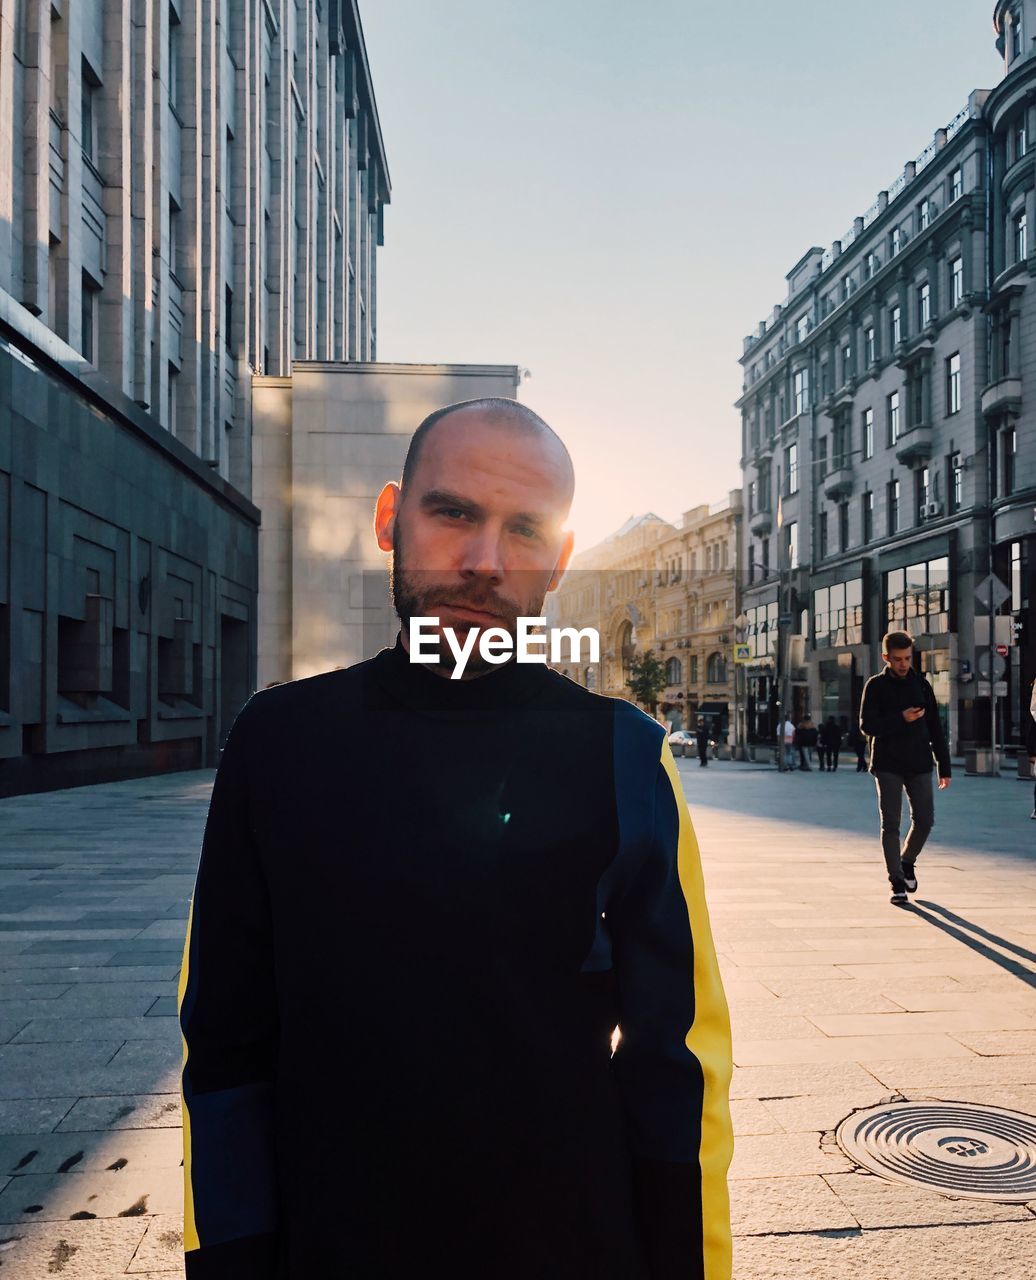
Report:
938,776,951,790
902,706,925,723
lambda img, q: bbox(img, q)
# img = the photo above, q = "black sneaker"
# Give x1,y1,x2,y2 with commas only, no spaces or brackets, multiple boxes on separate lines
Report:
890,879,908,905
902,862,918,893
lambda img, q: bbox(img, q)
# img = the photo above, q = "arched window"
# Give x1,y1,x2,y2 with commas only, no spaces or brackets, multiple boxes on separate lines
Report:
707,652,727,684
665,657,682,685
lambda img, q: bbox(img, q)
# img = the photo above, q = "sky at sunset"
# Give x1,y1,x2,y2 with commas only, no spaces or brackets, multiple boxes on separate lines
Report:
361,1,1001,552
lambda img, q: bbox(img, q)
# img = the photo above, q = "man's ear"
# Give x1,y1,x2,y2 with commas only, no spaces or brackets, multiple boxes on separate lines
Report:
374,482,401,553
545,528,575,593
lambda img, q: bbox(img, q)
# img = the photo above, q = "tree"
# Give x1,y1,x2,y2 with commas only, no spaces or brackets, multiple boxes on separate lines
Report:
626,649,667,717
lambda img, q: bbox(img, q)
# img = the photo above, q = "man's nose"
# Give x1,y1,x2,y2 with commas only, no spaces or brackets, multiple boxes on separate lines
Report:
458,526,505,580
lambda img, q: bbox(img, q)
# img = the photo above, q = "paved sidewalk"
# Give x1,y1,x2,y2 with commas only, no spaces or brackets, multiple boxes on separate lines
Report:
0,763,1033,1277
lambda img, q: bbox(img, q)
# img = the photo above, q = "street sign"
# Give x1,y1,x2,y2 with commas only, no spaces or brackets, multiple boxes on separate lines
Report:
974,573,1011,614
976,651,1007,681
976,680,1009,698
734,644,752,663
778,612,793,625
996,643,1010,658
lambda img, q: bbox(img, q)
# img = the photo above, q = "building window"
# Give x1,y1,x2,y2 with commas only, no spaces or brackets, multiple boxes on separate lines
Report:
167,362,178,432
761,537,770,577
225,285,234,355
885,558,950,636
169,200,181,281
747,479,756,516
916,466,931,522
918,198,931,231
706,653,727,685
1015,209,1028,262
950,166,963,202
818,510,828,560
1011,9,1024,60
817,435,828,479
81,272,99,363
1015,115,1028,160
838,501,850,552
689,655,698,683
665,657,682,686
890,304,901,346
841,342,852,383
747,545,755,584
169,6,181,113
948,451,963,513
787,521,798,570
890,226,903,257
793,367,810,415
949,256,963,307
917,281,931,328
862,407,874,459
887,479,900,535
864,325,875,365
81,61,99,164
887,390,901,445
786,443,798,494
946,352,961,414
865,252,878,279
1004,425,1017,494
813,579,864,649
796,313,809,344
1011,540,1026,612
862,490,874,543
1001,312,1013,378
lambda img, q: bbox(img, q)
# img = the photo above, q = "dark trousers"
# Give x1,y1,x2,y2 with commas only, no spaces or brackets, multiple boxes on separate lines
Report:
873,771,935,884
797,747,812,770
818,747,838,770
697,744,708,766
854,745,866,771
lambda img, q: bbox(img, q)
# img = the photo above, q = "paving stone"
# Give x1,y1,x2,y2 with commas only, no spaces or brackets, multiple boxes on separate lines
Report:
729,1099,783,1136
730,1012,826,1040
0,1099,75,1135
126,1213,184,1272
732,1219,1036,1280
823,1171,1033,1228
808,1010,1036,1037
949,1029,1036,1056
734,1033,974,1068
0,1127,183,1176
13,1018,177,1045
761,1094,889,1134
730,1062,884,1101
0,1217,151,1277
729,1131,855,1179
56,1095,182,1133
863,1055,1036,1091
731,1174,858,1235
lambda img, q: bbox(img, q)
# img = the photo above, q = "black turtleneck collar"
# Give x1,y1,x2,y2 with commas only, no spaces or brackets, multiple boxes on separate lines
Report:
370,632,552,719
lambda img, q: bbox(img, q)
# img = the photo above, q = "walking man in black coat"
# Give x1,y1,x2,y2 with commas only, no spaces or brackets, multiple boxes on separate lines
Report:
859,631,951,904
696,718,710,767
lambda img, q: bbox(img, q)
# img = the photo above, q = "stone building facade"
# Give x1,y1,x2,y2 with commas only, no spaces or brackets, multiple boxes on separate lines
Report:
549,497,741,743
738,9,1036,758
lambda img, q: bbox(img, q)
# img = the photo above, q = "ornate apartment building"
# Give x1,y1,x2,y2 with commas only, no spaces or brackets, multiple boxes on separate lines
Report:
550,495,741,742
0,0,514,792
738,2,1036,757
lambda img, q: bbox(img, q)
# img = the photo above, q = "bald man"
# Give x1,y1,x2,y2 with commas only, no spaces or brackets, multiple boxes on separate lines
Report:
178,399,733,1279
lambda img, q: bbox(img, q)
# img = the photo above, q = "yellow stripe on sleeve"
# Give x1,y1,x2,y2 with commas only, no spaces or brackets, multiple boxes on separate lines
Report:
177,897,200,1253
660,742,733,1280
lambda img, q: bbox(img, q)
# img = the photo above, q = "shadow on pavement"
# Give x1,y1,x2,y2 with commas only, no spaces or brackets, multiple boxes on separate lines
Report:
906,899,1036,990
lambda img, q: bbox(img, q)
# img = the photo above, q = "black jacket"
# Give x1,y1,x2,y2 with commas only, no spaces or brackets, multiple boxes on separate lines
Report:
859,667,951,777
819,721,842,749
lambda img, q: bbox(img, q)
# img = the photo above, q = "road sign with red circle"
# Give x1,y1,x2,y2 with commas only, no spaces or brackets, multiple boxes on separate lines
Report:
996,643,1010,658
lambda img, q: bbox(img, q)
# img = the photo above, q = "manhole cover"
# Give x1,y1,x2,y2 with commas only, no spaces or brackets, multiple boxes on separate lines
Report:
836,1102,1036,1202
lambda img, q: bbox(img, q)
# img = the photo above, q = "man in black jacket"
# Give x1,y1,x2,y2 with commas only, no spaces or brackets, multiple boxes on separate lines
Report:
859,631,952,904
178,398,733,1279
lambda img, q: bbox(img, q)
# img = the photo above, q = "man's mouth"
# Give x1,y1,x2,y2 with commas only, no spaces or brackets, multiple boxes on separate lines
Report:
435,604,505,625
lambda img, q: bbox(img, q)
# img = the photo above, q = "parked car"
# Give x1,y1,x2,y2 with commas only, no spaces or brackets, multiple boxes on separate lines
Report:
668,730,695,757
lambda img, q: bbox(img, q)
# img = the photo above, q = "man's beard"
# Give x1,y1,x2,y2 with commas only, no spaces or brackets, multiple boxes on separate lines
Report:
390,526,543,677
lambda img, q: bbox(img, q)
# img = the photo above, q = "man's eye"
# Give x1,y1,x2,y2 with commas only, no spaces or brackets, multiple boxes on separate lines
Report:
513,526,538,539
438,507,469,520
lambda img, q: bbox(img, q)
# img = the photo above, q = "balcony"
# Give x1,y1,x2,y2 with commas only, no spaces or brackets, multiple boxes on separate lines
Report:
981,377,1022,416
894,424,934,465
749,509,773,536
823,465,854,500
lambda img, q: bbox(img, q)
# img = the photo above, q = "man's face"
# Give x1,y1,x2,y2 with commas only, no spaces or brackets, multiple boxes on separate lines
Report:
375,410,574,675
883,646,914,678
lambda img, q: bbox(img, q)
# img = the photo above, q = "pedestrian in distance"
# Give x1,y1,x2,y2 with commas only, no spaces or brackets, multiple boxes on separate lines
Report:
781,715,796,770
859,630,951,905
818,716,842,772
1027,675,1036,819
178,398,734,1280
696,717,710,767
795,715,817,771
847,721,867,772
